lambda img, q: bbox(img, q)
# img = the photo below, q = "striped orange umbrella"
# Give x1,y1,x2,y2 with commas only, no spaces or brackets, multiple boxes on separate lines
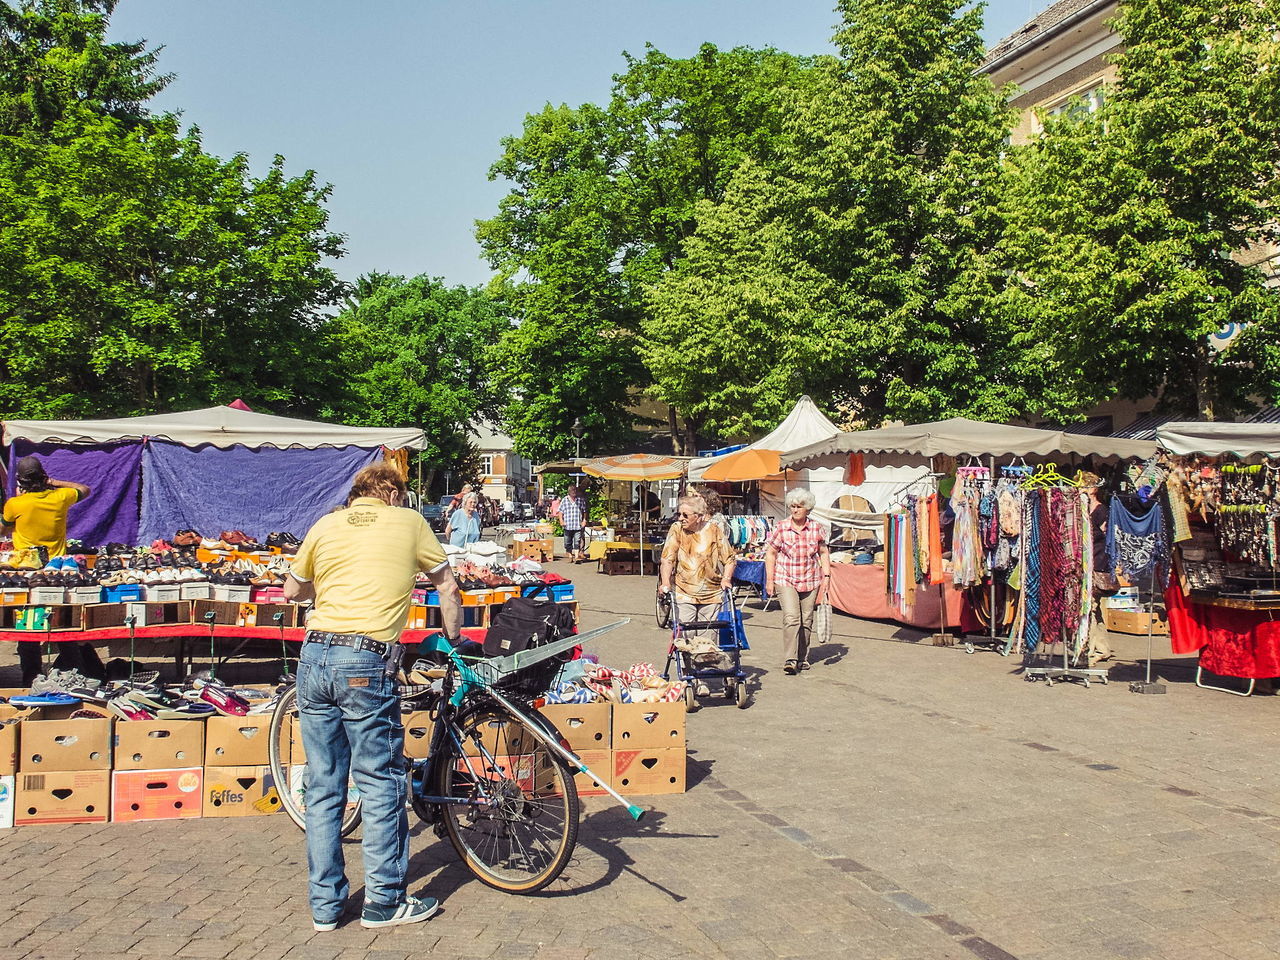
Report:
701,448,782,482
581,454,686,481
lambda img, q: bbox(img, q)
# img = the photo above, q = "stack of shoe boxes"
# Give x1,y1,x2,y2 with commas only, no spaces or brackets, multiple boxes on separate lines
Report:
203,715,283,817
15,715,113,825
538,702,687,796
111,720,205,822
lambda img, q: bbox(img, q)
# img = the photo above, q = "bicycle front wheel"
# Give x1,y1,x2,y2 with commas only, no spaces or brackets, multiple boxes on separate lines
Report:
268,684,363,837
435,706,580,893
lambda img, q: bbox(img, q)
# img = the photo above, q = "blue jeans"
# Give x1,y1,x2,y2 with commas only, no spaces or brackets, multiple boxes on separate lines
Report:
297,639,408,921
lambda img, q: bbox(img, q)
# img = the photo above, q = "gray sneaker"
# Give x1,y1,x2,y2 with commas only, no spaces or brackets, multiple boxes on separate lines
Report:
360,895,439,929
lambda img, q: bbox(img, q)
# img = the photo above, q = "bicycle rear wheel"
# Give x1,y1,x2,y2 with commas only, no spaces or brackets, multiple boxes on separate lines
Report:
268,684,362,836
435,705,579,893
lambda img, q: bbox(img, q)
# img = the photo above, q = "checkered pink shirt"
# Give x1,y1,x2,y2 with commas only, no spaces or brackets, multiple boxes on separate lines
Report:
767,519,828,591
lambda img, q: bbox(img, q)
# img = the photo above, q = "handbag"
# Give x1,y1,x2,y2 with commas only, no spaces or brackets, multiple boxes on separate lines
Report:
812,601,832,648
483,584,577,658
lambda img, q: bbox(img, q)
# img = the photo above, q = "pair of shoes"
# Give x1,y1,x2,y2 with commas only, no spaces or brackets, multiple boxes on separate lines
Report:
361,895,439,929
783,660,798,676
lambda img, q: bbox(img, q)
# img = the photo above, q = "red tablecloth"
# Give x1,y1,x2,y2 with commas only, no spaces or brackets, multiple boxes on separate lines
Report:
829,563,976,631
0,625,486,645
1165,578,1280,679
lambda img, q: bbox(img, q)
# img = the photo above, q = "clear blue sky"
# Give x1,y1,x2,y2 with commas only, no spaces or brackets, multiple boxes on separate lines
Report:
107,0,1053,290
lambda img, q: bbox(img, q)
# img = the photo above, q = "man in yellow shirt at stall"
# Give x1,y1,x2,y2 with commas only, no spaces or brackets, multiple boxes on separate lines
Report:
1,456,95,684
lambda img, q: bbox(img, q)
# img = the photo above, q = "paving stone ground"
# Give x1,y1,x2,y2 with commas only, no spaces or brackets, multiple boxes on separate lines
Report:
1,555,1277,959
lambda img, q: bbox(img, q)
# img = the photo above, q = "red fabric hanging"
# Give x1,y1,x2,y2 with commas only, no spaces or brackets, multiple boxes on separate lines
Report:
1165,576,1280,678
844,453,866,486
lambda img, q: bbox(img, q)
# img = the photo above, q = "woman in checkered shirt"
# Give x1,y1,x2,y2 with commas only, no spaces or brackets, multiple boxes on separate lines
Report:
765,488,831,675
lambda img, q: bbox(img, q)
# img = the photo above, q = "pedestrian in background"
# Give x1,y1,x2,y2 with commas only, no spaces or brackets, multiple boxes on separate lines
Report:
764,488,830,676
558,484,588,563
446,492,483,547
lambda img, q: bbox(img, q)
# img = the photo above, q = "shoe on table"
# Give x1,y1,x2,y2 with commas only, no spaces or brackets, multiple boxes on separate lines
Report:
783,660,798,676
361,895,439,929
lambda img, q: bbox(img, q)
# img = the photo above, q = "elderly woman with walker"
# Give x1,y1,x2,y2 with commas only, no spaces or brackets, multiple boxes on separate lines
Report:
765,488,831,675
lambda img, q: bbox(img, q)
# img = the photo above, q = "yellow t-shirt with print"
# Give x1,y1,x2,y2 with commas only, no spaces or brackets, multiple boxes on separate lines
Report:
2,487,81,555
291,497,448,644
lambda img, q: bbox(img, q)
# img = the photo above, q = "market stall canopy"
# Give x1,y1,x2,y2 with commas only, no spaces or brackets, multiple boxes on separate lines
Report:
688,396,841,482
534,458,592,475
2,404,426,450
702,447,782,483
580,454,686,481
1157,421,1280,457
781,417,1157,468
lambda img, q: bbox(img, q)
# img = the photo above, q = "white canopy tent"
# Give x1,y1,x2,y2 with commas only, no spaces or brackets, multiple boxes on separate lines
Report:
2,404,427,450
687,396,928,522
1157,422,1280,458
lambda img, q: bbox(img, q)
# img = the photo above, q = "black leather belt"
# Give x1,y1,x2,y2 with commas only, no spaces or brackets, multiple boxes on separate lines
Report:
304,630,390,658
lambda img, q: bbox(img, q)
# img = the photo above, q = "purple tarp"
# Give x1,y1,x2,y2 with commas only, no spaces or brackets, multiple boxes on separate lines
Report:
139,441,380,543
6,441,144,547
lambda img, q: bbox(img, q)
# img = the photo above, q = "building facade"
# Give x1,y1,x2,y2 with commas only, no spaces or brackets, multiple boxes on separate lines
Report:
470,420,533,506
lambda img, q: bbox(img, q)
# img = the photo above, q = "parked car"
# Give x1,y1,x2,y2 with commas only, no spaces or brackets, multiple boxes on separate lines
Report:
418,496,451,533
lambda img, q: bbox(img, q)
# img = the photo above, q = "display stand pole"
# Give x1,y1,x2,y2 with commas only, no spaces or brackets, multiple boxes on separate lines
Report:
204,609,217,679
125,614,137,679
1130,566,1167,694
275,611,290,677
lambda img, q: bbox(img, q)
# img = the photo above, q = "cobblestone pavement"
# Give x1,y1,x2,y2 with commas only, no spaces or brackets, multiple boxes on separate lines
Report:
2,558,1278,960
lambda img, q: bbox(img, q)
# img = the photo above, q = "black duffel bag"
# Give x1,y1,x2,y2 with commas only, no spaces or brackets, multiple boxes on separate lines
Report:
482,584,578,698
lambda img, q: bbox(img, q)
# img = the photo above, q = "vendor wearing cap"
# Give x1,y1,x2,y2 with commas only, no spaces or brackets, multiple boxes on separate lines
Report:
2,456,94,684
2,456,90,562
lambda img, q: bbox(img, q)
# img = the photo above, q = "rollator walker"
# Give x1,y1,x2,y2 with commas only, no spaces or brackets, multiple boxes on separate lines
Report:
656,587,750,711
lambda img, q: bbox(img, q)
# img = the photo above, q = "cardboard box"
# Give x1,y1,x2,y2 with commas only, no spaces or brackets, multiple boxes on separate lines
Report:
462,715,535,757
0,775,12,828
180,581,212,600
238,602,297,628
459,753,562,796
82,603,129,629
28,586,67,605
20,717,113,771
67,585,103,604
0,588,29,606
204,716,270,766
15,770,111,825
510,540,553,562
113,720,205,770
403,711,435,759
539,703,612,750
612,748,685,795
570,749,612,797
2,604,83,631
140,584,182,603
612,702,686,750
0,717,17,775
192,599,241,625
123,601,190,627
405,604,430,630
601,559,638,576
1103,608,1170,636
460,589,494,607
211,584,251,603
203,765,283,817
249,586,287,604
111,767,203,822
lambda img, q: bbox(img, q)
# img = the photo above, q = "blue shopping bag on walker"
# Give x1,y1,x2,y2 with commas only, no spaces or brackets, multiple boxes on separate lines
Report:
717,589,749,650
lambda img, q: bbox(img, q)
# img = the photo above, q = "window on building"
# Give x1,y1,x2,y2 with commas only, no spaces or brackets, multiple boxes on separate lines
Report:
1048,85,1106,120
480,455,493,478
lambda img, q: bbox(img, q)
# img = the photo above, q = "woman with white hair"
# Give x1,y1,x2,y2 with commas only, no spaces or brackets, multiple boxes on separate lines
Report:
445,491,482,547
660,493,736,676
765,488,831,675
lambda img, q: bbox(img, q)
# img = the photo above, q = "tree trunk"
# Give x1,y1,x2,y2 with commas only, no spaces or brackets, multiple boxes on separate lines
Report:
1195,346,1216,421
667,405,681,455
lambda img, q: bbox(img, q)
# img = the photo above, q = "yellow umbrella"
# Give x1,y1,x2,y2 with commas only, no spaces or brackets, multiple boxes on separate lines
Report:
580,455,686,571
701,448,782,483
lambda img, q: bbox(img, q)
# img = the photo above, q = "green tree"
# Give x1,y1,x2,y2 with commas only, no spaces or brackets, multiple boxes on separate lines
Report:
478,44,814,457
646,0,1021,431
323,274,512,492
997,0,1280,420
0,0,168,136
0,1,345,419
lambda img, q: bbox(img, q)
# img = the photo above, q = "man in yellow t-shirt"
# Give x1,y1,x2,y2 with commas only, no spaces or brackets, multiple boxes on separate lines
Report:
1,456,91,559
2,456,94,684
284,461,460,932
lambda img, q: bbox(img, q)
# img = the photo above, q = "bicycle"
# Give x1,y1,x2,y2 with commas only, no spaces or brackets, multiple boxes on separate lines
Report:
268,620,640,893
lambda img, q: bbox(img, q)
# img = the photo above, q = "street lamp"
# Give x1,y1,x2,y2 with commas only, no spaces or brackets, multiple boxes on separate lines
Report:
571,417,584,459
